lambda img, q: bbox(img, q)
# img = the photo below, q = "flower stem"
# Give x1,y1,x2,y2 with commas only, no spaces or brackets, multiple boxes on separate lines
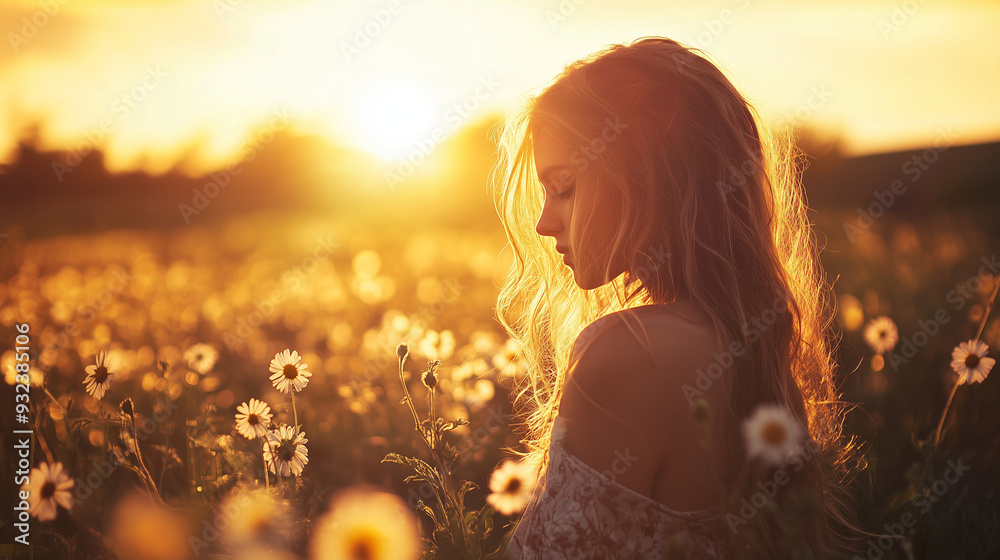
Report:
290,390,300,434
130,416,162,505
932,274,999,450
933,381,960,449
42,385,67,415
262,446,270,491
398,355,425,442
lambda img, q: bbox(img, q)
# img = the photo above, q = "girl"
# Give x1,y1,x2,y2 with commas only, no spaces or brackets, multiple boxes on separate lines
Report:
490,37,865,559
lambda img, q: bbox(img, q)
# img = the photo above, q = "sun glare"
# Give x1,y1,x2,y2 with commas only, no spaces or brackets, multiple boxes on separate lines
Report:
352,75,436,162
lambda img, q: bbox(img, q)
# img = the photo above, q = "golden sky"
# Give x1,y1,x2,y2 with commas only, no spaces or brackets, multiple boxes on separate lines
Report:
1,0,998,174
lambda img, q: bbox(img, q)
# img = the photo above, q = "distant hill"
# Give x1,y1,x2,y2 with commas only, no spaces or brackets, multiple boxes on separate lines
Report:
1,123,997,240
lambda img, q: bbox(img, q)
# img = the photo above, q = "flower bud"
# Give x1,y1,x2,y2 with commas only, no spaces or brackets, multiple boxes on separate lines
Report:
421,368,437,390
120,397,134,419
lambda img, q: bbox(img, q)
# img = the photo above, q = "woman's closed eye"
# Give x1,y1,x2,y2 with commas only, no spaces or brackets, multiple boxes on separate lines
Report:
549,187,573,199
546,179,575,199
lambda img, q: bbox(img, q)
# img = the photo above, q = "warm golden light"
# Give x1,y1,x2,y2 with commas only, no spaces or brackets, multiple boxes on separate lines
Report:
351,74,436,162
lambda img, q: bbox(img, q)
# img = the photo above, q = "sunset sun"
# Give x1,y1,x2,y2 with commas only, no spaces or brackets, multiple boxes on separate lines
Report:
352,75,436,161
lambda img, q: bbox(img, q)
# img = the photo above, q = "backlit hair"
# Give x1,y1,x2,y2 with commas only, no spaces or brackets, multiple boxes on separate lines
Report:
489,36,866,557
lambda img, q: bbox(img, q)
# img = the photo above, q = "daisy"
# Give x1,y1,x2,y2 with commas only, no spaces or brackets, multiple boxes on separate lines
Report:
223,486,292,547
950,339,996,385
184,343,219,375
83,351,114,400
742,404,807,468
262,425,309,477
863,316,899,355
268,349,312,394
21,461,74,521
235,398,273,440
310,488,420,560
106,492,192,560
486,459,537,516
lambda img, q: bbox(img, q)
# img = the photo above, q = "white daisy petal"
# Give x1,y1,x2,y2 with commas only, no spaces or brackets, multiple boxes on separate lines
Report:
22,461,75,522
950,339,995,385
742,404,808,467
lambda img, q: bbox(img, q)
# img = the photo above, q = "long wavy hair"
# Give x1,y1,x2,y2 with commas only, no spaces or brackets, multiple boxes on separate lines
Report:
488,37,867,557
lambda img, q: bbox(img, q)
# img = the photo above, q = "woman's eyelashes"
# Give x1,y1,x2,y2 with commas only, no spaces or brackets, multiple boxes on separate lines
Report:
546,181,575,199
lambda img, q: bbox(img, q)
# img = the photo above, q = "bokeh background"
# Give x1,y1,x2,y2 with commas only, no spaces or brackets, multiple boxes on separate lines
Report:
1,0,999,558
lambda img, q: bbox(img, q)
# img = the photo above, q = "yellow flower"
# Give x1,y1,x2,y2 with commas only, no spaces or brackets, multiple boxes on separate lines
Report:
263,425,309,477
310,487,421,560
83,350,114,400
863,316,899,355
950,339,996,385
742,404,807,467
268,349,312,394
235,398,273,440
21,461,74,521
486,459,537,516
106,493,193,560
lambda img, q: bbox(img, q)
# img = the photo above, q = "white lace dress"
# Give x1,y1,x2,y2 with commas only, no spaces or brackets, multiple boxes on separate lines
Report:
503,415,729,560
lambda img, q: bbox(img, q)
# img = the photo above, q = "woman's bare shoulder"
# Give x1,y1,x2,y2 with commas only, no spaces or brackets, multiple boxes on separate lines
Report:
571,300,719,366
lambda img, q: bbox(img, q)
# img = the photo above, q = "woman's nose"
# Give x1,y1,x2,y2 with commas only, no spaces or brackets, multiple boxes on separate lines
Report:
535,201,563,238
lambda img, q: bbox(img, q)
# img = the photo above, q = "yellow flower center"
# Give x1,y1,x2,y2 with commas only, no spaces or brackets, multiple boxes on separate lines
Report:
762,421,787,447
248,414,259,426
41,481,56,499
283,364,299,380
93,366,109,384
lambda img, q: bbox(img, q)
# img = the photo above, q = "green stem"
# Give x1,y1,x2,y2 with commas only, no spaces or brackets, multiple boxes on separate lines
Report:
291,390,300,433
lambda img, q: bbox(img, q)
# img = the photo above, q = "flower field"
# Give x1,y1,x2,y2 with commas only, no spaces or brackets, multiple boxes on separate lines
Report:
1,205,999,559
